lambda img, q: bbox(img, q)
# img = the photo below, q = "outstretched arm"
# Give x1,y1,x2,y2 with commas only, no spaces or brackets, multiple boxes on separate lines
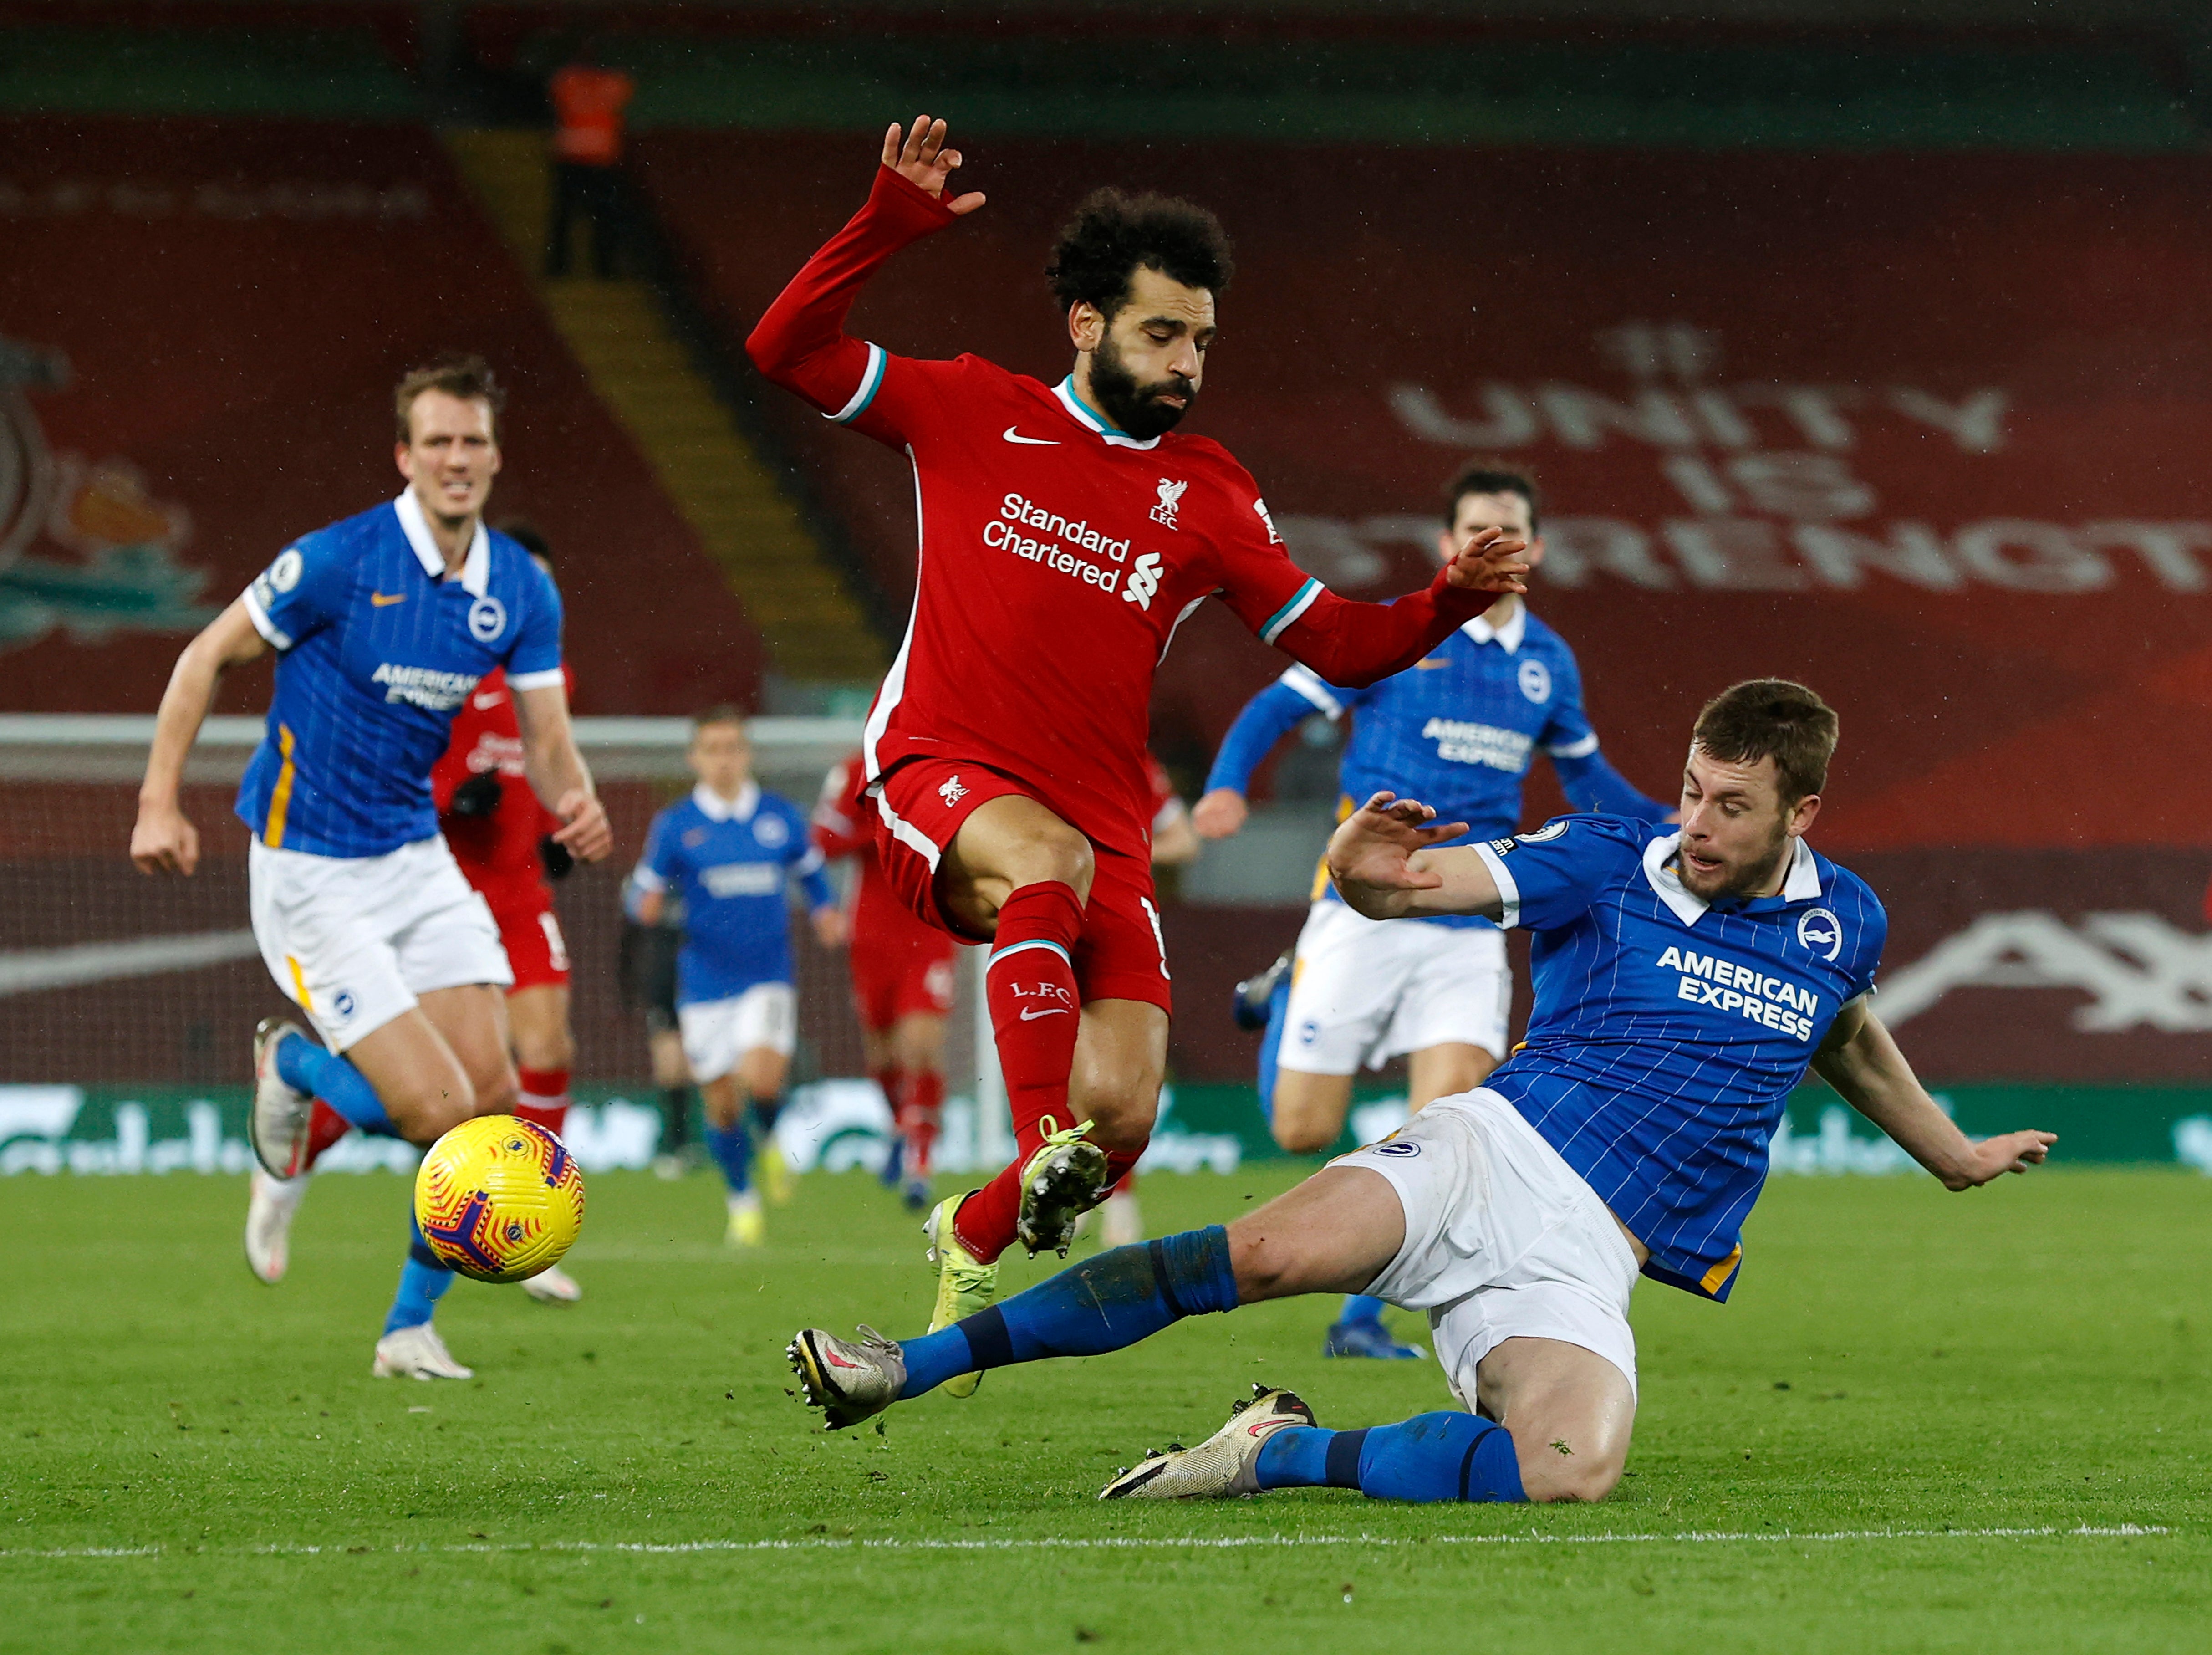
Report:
745,117,980,415
1812,998,2055,1189
1325,792,1505,921
1193,678,1330,838
1552,747,1676,822
1258,529,1529,690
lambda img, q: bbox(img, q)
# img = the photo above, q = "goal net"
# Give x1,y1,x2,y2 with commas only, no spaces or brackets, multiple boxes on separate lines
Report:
0,715,1005,1174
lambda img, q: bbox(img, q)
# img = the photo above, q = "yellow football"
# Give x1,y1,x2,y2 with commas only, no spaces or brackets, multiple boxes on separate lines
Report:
413,1114,586,1284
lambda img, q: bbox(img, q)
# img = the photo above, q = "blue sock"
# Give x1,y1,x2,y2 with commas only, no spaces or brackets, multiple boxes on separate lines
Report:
1256,975,1290,1120
1254,1412,1526,1503
707,1122,752,1194
276,1032,396,1136
897,1226,1239,1400
383,1216,454,1335
1337,1294,1387,1327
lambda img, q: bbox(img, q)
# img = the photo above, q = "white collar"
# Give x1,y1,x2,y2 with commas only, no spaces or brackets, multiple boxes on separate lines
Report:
1053,377,1162,451
393,490,491,596
692,780,759,823
1641,832,1821,926
1460,599,1527,653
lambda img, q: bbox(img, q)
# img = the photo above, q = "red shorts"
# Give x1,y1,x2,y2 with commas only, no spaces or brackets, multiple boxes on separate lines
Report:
871,756,1172,1014
477,878,570,993
851,889,959,1033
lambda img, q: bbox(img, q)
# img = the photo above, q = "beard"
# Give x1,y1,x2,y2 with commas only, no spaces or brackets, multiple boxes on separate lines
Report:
1088,332,1197,440
1677,822,1792,903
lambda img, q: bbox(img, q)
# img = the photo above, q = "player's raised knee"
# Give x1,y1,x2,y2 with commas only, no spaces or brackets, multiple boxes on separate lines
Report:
1225,1218,1328,1303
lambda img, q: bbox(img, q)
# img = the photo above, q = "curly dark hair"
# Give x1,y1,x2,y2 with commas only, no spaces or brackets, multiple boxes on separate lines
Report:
1045,188,1235,318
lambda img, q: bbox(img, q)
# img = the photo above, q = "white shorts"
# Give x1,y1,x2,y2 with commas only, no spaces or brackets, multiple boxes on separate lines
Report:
249,835,510,1053
1334,1088,1641,1400
1277,899,1512,1076
678,983,798,1083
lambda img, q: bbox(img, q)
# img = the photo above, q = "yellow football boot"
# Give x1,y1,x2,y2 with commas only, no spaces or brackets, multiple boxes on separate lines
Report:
757,1137,793,1206
922,1194,998,1399
726,1195,766,1248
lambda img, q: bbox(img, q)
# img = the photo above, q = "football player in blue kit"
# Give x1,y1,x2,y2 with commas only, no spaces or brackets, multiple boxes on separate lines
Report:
788,680,2056,1505
1196,465,1672,1359
131,355,612,1380
631,708,845,1246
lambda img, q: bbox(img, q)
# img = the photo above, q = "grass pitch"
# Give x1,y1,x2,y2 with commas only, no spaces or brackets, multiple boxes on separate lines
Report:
1,1162,2206,1654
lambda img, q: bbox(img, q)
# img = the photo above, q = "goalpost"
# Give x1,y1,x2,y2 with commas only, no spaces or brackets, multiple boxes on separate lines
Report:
0,714,1007,1174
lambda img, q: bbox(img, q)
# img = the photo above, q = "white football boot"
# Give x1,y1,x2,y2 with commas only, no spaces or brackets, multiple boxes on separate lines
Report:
787,1325,907,1430
244,1168,309,1284
520,1265,582,1303
1098,1384,1317,1500
372,1322,474,1380
248,1017,316,1180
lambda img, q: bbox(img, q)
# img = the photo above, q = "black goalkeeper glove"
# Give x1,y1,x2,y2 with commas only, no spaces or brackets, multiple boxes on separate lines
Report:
448,770,502,818
540,835,576,881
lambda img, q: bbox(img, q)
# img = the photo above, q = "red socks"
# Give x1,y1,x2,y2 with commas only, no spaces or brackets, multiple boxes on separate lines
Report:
515,1067,571,1138
900,1067,944,1180
955,880,1086,1261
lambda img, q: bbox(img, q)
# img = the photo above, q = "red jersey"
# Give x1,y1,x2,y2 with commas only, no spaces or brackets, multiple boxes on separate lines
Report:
748,166,1498,861
431,665,563,885
550,66,634,166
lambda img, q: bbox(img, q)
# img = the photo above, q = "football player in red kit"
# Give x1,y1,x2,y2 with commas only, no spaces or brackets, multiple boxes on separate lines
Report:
748,117,1527,1369
816,751,959,1212
426,526,582,1302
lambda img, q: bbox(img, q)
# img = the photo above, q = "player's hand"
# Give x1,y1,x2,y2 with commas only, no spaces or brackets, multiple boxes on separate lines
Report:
550,789,613,863
130,799,200,876
1192,788,1249,840
813,906,849,950
1939,1129,2057,1191
883,116,985,216
1326,792,1471,899
1444,526,1531,595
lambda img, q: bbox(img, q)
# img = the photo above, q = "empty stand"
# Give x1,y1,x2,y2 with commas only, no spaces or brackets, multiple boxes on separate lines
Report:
443,128,886,693
0,114,766,717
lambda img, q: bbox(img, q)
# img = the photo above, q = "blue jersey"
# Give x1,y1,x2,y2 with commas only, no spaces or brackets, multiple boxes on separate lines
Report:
1474,815,1887,1301
235,492,564,858
634,783,836,1005
1205,605,1668,930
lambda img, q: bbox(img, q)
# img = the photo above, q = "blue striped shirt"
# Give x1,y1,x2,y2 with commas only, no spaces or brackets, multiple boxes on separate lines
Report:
633,783,836,1005
1206,605,1667,929
235,493,563,858
1474,815,1887,1300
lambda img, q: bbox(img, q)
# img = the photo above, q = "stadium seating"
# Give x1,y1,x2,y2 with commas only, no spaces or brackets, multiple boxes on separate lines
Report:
0,113,768,717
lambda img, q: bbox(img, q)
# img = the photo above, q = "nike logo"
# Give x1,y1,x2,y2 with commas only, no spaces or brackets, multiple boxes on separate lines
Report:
370,592,407,607
1019,1007,1070,1021
1002,427,1060,446
1415,658,1449,669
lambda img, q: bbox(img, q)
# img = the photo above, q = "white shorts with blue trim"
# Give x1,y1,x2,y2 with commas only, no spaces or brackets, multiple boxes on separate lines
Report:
678,983,798,1083
1334,1088,1641,1400
1277,899,1512,1076
248,834,510,1053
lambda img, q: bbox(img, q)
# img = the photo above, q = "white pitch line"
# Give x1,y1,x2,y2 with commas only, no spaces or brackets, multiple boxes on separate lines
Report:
0,1525,2171,1561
